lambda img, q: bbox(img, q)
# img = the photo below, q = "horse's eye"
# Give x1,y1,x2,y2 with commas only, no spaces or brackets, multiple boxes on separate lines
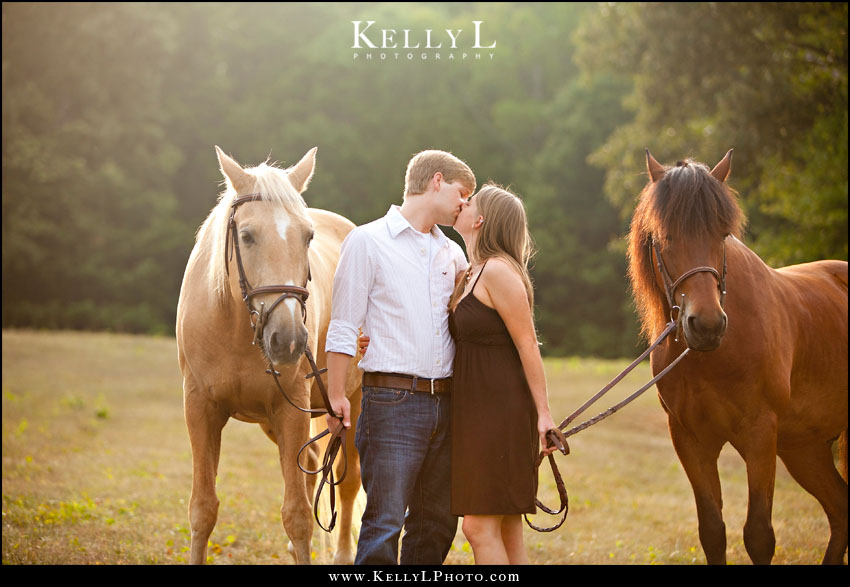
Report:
240,231,254,245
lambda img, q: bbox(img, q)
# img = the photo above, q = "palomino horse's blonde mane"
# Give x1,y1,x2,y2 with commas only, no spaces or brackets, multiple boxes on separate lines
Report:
195,160,313,304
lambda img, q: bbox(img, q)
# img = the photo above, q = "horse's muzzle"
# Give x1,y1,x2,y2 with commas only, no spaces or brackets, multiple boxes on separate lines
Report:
265,326,308,366
684,311,727,352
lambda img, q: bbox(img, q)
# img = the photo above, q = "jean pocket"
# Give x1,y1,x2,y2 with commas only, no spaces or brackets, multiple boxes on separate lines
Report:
363,386,410,406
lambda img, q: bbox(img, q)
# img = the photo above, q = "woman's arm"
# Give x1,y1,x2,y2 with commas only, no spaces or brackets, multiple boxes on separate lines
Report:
478,258,558,455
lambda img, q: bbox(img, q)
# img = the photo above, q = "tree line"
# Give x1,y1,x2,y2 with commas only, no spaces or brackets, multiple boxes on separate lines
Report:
2,2,846,358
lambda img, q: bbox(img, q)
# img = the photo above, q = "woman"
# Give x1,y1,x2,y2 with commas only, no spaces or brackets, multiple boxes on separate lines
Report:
447,184,558,564
358,184,559,564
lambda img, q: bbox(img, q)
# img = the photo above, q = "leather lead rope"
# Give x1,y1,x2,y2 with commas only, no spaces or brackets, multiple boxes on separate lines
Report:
525,429,570,532
525,318,690,532
298,344,347,533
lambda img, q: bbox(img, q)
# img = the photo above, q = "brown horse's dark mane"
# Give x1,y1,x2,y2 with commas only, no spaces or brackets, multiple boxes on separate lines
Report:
627,159,747,340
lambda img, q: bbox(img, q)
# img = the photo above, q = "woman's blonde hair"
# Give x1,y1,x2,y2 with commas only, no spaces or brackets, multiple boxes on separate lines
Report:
449,184,536,310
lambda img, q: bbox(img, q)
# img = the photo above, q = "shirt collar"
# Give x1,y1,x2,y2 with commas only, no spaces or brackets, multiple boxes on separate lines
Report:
385,205,450,247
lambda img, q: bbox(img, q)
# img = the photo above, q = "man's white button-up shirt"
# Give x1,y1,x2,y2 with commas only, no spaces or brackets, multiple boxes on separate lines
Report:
325,205,468,378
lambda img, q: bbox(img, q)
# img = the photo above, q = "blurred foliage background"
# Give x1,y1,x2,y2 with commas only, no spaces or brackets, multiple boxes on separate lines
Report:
2,2,847,358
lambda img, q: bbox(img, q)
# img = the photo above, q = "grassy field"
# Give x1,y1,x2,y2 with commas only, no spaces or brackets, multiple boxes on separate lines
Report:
1,329,839,565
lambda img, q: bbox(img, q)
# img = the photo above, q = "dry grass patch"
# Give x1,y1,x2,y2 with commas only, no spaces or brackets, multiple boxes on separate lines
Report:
2,330,838,565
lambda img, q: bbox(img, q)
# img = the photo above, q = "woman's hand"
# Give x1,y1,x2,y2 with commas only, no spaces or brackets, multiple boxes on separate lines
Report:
358,334,370,356
537,412,561,456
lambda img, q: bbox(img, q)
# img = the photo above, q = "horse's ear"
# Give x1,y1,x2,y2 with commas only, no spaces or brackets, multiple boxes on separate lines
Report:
710,149,734,183
288,147,317,193
645,149,665,183
215,146,253,193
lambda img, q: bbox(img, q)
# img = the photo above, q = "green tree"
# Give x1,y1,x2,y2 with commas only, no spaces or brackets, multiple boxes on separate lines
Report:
526,73,637,357
1,2,641,358
2,3,186,333
574,2,848,265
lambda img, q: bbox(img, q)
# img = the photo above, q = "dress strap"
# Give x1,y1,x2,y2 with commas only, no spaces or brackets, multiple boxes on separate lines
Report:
469,261,488,294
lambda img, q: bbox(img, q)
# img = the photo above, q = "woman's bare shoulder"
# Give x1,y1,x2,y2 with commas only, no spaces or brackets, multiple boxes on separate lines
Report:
481,257,524,291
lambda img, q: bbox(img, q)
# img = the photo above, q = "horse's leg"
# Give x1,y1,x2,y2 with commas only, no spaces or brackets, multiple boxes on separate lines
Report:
333,388,362,565
288,440,321,563
266,421,320,563
779,440,849,565
184,386,229,565
668,419,727,564
736,414,778,565
274,401,314,565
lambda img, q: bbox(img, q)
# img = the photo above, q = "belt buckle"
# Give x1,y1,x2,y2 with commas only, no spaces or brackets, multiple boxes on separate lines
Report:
430,379,435,395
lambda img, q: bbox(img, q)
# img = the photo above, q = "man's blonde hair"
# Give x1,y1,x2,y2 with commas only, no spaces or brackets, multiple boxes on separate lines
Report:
404,150,476,197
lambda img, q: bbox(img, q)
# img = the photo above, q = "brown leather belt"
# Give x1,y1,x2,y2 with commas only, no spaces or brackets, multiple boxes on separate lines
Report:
363,372,452,394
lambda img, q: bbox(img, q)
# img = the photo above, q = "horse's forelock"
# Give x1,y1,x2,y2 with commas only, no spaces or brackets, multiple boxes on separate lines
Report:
200,162,312,304
249,162,310,215
651,161,745,242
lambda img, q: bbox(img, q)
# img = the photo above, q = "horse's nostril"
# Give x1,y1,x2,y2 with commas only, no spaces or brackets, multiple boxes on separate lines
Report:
688,315,699,333
266,329,306,361
688,315,711,336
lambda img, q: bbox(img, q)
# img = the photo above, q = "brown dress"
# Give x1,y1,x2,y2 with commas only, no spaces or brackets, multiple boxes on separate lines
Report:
449,263,538,515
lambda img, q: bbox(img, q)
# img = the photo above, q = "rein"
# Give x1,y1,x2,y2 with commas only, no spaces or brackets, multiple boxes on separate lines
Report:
226,193,345,533
526,237,728,532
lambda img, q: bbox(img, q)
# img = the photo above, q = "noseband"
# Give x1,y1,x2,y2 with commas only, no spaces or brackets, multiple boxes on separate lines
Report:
225,193,312,345
651,236,728,327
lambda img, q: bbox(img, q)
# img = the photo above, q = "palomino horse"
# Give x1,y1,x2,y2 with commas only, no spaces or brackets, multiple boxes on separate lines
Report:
628,149,848,564
176,147,362,564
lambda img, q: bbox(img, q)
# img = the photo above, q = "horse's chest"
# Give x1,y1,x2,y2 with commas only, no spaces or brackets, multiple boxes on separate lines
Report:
207,369,292,414
658,375,749,439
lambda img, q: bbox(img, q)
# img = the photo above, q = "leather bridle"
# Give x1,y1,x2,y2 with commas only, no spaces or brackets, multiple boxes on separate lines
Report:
651,235,728,329
226,193,312,346
226,192,346,533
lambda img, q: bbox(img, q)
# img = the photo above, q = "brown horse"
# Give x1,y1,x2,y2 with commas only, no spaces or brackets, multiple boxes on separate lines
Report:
628,149,848,565
176,147,363,564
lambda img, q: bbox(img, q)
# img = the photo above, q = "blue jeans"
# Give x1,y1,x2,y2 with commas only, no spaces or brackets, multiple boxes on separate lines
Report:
354,385,457,565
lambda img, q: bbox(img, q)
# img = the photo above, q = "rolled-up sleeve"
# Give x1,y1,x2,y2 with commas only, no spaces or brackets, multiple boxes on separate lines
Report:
325,228,374,356
450,240,469,275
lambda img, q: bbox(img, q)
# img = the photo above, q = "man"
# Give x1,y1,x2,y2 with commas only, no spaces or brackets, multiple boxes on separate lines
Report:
325,150,475,565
